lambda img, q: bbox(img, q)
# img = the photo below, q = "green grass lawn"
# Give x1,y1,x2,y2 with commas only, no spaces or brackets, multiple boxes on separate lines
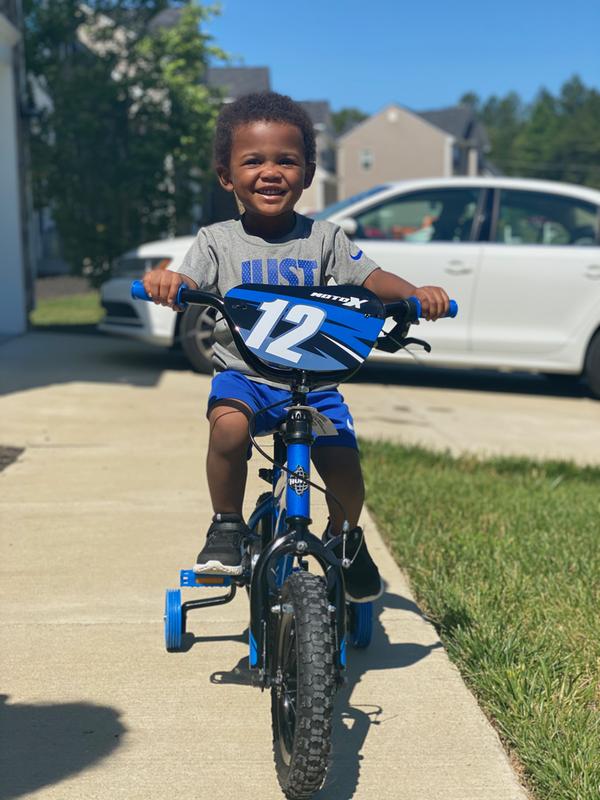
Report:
30,291,103,326
361,441,600,800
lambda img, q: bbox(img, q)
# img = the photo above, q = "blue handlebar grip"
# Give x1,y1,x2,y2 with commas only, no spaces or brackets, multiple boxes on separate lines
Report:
408,295,458,319
130,280,189,307
131,280,151,301
408,296,422,319
447,300,458,318
175,283,188,307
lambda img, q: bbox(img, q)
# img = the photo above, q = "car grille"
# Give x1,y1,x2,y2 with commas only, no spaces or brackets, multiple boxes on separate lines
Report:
101,301,142,326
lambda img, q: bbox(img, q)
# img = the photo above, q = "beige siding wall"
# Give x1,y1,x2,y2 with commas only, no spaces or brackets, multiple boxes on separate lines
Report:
338,106,452,199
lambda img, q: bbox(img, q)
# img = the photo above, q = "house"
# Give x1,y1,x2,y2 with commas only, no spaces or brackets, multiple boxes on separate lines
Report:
337,103,490,200
0,0,31,335
296,100,337,214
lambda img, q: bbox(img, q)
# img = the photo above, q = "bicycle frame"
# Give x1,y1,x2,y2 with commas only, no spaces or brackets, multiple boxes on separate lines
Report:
246,392,347,689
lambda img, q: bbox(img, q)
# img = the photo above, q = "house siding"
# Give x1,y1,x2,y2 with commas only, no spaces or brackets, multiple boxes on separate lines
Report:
338,105,453,199
0,6,29,335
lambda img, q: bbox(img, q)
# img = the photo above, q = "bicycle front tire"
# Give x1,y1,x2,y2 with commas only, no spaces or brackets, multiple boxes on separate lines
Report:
271,571,335,799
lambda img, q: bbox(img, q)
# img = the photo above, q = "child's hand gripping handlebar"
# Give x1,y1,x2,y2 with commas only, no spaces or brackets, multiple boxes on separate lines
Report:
376,296,458,354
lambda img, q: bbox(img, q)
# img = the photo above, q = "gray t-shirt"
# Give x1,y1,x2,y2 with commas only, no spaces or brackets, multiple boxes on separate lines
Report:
173,214,379,380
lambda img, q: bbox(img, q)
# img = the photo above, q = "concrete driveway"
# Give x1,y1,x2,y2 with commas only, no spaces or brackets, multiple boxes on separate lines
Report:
4,330,595,799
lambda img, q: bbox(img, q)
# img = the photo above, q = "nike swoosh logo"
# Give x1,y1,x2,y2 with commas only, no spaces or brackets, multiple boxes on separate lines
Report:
350,249,363,261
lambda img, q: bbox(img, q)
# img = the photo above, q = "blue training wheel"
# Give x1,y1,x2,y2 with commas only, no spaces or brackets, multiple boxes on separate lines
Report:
164,589,183,651
348,601,373,648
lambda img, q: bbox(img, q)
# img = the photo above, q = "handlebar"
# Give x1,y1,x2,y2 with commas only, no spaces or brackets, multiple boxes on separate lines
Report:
130,279,457,384
130,280,457,322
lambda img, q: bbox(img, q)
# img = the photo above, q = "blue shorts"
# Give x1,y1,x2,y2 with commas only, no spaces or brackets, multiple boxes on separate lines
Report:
207,370,358,451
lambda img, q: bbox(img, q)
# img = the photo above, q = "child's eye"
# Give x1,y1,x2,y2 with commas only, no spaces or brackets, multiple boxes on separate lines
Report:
243,158,261,166
280,158,297,166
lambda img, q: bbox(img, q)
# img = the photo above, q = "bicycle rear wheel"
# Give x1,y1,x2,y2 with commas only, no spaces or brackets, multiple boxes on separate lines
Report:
271,571,335,799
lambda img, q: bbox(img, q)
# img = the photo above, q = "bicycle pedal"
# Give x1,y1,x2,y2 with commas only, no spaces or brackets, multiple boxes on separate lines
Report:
180,569,232,588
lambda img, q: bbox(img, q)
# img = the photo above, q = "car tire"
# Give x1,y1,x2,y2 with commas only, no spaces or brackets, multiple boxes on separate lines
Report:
584,330,600,399
179,304,216,374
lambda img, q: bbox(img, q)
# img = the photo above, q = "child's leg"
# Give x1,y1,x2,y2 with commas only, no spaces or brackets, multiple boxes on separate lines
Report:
312,441,382,602
194,401,251,574
311,446,365,534
206,403,251,514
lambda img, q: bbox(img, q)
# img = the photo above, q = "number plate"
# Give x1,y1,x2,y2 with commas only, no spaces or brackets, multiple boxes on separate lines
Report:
224,284,385,373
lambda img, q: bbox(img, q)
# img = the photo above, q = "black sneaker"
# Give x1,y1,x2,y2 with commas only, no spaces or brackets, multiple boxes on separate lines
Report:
324,525,383,603
194,513,247,575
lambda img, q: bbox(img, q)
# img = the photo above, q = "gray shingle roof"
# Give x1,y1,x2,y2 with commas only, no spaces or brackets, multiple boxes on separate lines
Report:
419,105,489,149
147,8,183,32
206,67,271,99
299,101,332,129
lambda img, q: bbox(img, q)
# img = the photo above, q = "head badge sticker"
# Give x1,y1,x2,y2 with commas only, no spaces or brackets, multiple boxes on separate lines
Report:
288,466,309,495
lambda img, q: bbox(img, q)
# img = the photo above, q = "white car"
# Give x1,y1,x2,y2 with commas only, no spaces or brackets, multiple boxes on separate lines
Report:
99,176,600,396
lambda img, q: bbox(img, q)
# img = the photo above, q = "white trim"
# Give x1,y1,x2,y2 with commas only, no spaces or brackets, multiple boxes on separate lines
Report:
0,14,20,48
443,136,455,177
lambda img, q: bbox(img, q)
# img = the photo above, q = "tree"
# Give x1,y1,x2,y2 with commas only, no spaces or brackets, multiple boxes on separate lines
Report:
516,77,600,187
24,1,226,284
461,76,600,188
331,107,368,137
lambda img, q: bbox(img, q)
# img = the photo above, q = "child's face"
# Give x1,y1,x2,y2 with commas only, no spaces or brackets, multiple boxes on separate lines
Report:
217,121,315,224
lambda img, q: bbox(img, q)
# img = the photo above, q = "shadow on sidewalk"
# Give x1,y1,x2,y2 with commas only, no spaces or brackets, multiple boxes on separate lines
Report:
204,590,439,799
2,328,591,401
0,330,192,397
0,694,125,800
316,591,441,799
351,361,591,399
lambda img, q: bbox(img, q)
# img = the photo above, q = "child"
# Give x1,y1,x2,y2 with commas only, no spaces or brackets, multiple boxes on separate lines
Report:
143,92,449,602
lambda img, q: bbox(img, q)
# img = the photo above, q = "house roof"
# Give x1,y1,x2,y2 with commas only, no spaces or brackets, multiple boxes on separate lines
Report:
419,105,490,149
147,8,183,32
299,100,332,130
206,66,271,99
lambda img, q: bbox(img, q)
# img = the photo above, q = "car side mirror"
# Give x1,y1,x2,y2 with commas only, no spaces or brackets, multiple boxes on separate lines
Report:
338,217,358,237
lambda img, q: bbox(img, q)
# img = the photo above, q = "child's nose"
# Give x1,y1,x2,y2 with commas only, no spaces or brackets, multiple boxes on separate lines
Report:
260,162,282,179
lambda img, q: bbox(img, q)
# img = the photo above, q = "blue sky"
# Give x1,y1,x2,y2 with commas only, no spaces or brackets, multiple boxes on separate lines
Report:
205,0,599,114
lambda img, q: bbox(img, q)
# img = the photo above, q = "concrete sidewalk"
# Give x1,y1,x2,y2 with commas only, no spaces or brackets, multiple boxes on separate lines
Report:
6,331,593,798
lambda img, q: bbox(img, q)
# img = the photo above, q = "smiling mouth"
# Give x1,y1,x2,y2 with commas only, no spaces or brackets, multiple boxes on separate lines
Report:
256,188,286,196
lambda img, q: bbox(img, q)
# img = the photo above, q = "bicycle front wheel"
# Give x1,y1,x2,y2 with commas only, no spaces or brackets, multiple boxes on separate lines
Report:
271,571,335,799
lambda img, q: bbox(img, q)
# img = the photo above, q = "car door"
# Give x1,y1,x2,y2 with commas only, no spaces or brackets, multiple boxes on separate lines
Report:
347,186,485,354
471,188,600,362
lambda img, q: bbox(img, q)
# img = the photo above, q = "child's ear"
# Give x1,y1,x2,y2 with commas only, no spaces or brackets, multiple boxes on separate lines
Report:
216,165,234,192
304,162,316,189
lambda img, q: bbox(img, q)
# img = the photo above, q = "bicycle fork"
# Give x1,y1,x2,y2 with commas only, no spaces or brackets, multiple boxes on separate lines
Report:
249,396,347,688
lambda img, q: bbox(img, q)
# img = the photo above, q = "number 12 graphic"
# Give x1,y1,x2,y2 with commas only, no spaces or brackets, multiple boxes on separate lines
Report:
244,299,326,364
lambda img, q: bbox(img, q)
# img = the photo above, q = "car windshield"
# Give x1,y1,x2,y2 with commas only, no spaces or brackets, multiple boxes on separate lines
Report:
310,185,391,220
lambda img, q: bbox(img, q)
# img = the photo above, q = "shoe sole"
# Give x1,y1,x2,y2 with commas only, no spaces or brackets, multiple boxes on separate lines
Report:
193,560,243,576
345,582,384,604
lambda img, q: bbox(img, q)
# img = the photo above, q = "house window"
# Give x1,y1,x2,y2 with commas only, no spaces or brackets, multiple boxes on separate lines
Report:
359,148,374,171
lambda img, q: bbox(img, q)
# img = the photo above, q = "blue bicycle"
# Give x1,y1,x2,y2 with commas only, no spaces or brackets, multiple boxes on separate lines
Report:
132,279,456,799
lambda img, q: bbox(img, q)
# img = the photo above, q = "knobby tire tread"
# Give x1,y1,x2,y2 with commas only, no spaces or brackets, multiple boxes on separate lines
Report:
271,571,336,799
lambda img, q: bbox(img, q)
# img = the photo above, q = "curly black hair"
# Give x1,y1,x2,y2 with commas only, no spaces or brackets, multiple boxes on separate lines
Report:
214,91,316,169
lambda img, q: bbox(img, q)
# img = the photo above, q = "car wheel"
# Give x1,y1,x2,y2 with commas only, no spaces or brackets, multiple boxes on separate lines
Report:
584,331,600,399
179,304,216,374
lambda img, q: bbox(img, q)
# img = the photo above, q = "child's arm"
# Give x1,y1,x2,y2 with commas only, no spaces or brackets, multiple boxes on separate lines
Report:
142,268,199,311
363,268,449,321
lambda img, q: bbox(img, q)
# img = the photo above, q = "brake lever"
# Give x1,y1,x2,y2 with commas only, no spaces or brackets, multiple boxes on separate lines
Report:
401,337,431,353
376,332,432,354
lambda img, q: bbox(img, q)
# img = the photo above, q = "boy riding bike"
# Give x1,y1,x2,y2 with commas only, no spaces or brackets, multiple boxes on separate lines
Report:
143,91,450,602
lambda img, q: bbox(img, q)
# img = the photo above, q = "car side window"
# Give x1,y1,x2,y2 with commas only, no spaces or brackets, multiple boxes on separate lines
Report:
353,189,481,243
496,190,598,246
